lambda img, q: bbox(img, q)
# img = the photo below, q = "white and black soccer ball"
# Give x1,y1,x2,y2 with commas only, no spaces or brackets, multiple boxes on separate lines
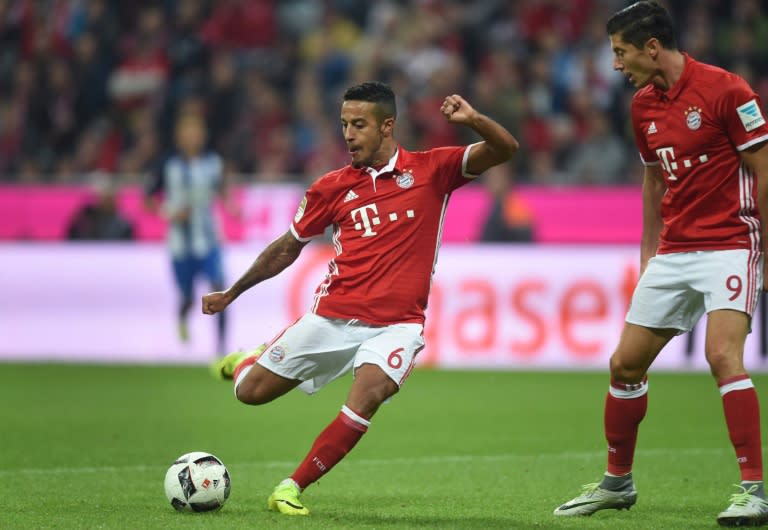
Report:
164,452,231,512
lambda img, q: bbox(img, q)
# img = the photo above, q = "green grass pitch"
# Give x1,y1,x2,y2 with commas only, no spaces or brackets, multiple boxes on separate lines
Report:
2,364,766,529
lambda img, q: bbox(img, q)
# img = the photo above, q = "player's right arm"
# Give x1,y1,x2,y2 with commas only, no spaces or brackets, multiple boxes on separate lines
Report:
202,231,308,314
629,95,665,276
640,164,665,275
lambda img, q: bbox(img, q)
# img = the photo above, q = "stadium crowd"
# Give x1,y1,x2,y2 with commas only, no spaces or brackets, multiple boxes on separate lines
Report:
1,0,767,187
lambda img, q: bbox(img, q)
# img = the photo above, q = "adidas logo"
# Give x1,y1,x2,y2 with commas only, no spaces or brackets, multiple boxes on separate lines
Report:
647,121,657,134
343,190,359,203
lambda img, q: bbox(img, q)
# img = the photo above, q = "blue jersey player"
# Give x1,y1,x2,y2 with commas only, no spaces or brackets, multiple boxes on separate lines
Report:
146,114,229,354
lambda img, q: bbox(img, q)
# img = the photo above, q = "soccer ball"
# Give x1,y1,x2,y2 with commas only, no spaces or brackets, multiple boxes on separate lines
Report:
164,452,231,512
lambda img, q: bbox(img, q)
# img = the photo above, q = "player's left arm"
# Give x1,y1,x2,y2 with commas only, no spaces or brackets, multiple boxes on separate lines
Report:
440,94,519,175
739,141,768,288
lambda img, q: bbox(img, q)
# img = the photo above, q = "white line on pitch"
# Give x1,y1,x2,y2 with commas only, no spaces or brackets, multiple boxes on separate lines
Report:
3,447,763,477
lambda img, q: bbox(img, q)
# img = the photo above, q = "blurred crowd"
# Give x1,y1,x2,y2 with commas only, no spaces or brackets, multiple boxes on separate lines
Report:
1,0,767,187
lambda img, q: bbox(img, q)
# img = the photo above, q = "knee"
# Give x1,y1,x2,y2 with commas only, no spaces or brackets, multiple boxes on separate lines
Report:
609,354,645,383
351,386,399,419
235,378,274,406
705,347,742,379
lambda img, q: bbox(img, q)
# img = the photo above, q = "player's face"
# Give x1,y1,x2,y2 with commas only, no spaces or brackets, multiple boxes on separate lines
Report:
340,100,393,168
176,121,206,156
610,33,657,89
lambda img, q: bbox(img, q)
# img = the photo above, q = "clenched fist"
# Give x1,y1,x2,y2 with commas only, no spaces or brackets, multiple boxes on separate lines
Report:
202,291,233,315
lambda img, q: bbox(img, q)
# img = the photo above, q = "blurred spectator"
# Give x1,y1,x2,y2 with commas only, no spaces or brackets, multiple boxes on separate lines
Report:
0,1,765,185
200,0,276,50
108,6,168,117
72,32,111,129
67,176,134,240
480,165,534,243
563,109,627,185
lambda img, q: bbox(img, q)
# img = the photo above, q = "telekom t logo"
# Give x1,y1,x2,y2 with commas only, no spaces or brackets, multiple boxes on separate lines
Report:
656,147,678,181
351,203,381,237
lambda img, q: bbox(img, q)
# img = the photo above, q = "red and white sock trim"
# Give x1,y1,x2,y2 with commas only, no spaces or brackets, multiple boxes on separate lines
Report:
719,374,754,396
340,405,370,432
609,378,649,399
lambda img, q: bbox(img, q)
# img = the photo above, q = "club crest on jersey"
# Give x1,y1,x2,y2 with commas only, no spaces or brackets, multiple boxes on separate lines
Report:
685,106,702,130
396,171,414,189
268,345,286,363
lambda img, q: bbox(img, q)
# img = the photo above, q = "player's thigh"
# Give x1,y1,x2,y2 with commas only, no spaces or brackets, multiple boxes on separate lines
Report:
171,257,194,300
611,322,677,381
256,313,360,388
236,363,302,405
626,253,704,332
695,249,760,376
698,249,762,318
353,323,424,390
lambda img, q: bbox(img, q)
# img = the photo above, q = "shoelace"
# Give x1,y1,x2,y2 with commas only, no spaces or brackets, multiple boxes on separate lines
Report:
728,484,760,507
581,483,601,496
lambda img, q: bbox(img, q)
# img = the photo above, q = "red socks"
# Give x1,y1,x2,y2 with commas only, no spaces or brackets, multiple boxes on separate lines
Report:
719,375,763,482
604,378,648,476
603,374,764,482
291,406,370,489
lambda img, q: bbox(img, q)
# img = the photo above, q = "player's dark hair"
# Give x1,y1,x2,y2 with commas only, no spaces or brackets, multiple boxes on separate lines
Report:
606,1,677,50
343,82,397,122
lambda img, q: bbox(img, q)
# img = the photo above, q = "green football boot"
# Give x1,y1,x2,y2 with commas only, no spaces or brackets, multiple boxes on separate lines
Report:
267,479,309,515
209,344,266,380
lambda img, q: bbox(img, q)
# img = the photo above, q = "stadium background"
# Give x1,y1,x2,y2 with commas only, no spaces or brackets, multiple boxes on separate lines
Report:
1,0,767,371
2,2,768,528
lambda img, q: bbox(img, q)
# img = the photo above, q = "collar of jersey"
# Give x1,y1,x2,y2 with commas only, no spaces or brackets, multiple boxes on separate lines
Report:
654,52,692,102
362,147,401,178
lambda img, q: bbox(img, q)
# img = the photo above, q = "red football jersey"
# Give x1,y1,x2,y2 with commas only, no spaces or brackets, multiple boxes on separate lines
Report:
291,145,475,325
631,54,768,254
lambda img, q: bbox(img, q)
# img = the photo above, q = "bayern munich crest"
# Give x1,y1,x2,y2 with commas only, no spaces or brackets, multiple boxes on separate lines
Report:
268,345,286,363
685,106,702,130
396,171,414,189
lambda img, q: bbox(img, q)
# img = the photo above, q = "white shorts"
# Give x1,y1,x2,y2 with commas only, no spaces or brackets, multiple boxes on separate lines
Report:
256,313,425,394
626,249,763,333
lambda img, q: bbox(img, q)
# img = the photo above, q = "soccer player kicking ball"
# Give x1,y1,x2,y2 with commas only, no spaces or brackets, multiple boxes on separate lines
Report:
553,2,768,527
202,82,519,515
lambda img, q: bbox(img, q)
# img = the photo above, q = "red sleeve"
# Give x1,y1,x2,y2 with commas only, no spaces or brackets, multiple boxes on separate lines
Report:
630,97,656,165
717,76,768,151
428,145,474,194
290,184,333,241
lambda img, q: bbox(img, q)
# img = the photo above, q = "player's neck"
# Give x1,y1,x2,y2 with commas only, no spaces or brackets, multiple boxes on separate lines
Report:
653,50,686,91
368,141,397,169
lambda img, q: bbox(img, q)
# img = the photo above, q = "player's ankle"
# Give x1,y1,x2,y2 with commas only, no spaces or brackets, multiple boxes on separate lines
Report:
741,480,765,499
600,471,634,491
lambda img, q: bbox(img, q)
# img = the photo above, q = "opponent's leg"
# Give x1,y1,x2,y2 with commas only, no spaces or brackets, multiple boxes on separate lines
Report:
706,310,768,527
555,323,676,516
205,248,227,355
172,258,194,343
209,280,227,355
269,364,398,515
